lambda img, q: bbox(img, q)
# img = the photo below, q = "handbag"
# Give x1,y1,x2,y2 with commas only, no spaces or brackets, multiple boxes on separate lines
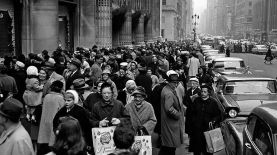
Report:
91,126,116,155
204,122,225,153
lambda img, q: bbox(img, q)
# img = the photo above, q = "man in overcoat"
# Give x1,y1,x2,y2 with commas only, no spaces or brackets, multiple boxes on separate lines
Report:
160,70,185,155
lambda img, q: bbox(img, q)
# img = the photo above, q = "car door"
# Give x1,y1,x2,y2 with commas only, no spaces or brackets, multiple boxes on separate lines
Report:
244,115,274,155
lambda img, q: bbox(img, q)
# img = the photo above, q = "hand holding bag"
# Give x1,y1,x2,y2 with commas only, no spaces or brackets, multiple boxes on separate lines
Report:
204,122,225,153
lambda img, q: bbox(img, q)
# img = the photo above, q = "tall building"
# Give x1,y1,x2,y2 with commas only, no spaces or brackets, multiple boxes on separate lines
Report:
0,0,161,56
161,0,188,41
234,0,254,39
185,0,193,37
204,0,235,37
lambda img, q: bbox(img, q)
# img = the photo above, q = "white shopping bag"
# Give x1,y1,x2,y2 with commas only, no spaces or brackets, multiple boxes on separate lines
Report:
92,126,116,155
132,136,152,155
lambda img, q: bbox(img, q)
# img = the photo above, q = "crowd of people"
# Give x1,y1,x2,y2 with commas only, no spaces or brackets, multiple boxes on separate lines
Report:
0,41,220,155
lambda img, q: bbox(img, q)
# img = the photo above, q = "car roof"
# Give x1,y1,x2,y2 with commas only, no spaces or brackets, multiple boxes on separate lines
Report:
252,103,277,133
219,74,276,81
213,57,243,61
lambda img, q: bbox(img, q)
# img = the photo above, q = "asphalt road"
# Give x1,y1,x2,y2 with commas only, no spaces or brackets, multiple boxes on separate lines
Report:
231,53,277,79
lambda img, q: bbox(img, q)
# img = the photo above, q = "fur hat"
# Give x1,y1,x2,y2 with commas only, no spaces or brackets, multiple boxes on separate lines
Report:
66,90,79,104
26,66,38,76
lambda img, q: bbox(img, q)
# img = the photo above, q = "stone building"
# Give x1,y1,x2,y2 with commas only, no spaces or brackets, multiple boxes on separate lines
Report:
0,0,161,56
161,0,190,41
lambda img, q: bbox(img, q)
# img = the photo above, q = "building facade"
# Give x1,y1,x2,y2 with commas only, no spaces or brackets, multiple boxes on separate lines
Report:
161,0,191,41
0,0,161,56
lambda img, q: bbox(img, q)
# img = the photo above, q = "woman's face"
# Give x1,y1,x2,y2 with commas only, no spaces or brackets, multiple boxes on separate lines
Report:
39,70,47,80
102,74,109,81
65,93,75,109
101,87,113,101
133,94,144,105
131,63,136,70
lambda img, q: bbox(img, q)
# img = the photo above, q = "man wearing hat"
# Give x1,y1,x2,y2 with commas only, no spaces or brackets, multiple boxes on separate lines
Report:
160,70,185,155
0,98,35,155
185,77,201,104
72,78,90,105
42,64,65,97
125,86,157,135
66,58,83,90
185,85,221,155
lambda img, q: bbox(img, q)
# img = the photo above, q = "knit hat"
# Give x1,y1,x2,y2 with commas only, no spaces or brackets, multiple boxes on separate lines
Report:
66,90,79,104
26,66,38,76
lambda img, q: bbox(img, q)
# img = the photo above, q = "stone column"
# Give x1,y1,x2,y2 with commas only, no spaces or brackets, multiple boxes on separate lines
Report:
119,11,132,46
144,16,153,43
134,14,144,45
26,0,58,54
96,0,112,48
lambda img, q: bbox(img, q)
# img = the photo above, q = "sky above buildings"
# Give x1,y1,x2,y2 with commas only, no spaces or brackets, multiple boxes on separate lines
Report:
193,0,207,14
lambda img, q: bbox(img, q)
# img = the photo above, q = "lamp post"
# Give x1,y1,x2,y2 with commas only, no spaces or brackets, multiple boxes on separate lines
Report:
192,14,199,42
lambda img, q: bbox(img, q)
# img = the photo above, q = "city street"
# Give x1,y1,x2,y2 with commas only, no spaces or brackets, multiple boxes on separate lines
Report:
232,53,277,79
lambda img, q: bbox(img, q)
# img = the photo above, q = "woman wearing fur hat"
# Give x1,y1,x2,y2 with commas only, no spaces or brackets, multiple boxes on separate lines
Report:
53,90,93,153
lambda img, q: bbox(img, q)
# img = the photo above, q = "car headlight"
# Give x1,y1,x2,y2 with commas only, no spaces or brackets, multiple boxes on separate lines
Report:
228,109,238,118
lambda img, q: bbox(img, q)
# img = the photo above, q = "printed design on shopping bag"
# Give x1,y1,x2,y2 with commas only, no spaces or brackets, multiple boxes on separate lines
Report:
132,138,151,155
94,128,115,153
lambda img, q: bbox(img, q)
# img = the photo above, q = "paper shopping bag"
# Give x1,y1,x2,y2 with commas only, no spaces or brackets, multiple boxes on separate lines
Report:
92,126,116,155
204,127,225,153
132,136,152,155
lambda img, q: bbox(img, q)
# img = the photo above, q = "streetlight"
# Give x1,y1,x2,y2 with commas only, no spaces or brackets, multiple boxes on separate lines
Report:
192,14,199,42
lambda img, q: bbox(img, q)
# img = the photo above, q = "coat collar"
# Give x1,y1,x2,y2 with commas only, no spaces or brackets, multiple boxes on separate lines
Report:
100,99,114,107
0,122,21,145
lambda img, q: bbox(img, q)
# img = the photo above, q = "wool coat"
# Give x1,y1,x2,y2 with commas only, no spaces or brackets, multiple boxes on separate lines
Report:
91,99,130,127
125,100,157,135
23,77,43,107
160,82,185,148
37,92,65,146
0,122,35,155
185,96,221,152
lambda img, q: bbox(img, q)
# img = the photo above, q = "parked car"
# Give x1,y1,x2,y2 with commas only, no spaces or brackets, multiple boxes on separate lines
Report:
203,49,219,57
201,45,212,51
214,74,277,119
205,54,225,66
243,103,277,155
251,45,268,55
212,57,251,81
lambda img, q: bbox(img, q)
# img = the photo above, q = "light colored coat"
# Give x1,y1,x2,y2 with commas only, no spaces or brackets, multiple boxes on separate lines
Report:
187,56,200,77
43,72,65,97
37,92,65,146
125,100,157,135
160,82,185,147
0,123,35,155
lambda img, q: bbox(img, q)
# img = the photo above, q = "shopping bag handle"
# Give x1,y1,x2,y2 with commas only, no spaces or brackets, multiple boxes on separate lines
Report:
209,122,214,130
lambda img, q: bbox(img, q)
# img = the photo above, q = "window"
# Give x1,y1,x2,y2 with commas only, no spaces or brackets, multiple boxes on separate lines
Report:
162,0,166,5
248,10,252,15
253,118,273,155
161,29,165,38
162,16,165,24
249,2,252,6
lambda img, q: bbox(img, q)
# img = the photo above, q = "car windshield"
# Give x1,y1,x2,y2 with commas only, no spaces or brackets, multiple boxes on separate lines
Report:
224,81,277,94
214,60,245,69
